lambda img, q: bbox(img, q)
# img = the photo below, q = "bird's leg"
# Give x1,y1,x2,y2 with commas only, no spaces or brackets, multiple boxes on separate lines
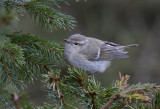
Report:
88,72,96,77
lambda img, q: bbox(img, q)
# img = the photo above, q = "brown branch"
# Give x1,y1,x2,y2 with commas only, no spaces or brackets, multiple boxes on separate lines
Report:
49,76,66,105
1,58,11,81
77,77,86,90
90,92,97,109
101,93,120,109
0,15,10,27
16,43,28,45
55,83,66,105
11,93,22,109
60,93,66,105
0,47,15,55
49,76,60,83
91,95,95,109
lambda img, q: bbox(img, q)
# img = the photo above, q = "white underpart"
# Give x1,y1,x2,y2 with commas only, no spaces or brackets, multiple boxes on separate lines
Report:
68,54,111,73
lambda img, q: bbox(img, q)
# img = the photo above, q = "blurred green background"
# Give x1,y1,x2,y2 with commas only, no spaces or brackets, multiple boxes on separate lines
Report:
14,0,160,106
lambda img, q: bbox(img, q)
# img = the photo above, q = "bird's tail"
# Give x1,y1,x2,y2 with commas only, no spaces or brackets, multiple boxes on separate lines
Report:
98,43,139,61
124,44,139,48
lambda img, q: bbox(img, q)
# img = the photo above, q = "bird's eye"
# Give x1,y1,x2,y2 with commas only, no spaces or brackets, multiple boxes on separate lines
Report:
74,43,78,45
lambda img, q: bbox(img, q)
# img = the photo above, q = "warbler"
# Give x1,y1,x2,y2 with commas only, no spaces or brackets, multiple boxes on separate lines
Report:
64,34,138,74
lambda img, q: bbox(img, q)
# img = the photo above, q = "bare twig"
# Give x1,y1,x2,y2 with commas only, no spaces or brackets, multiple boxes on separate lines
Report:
11,93,21,109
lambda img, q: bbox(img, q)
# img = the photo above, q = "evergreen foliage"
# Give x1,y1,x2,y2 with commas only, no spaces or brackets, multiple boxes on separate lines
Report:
0,0,76,30
0,0,160,109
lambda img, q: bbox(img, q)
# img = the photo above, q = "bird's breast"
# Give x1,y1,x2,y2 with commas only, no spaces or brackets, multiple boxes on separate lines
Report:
68,54,111,73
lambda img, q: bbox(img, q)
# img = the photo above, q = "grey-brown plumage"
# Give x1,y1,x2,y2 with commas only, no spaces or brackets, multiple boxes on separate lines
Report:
64,34,138,74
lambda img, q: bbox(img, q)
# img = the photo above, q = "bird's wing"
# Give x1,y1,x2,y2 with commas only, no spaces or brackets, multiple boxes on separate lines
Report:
97,41,138,61
79,38,103,61
103,41,120,46
79,39,138,61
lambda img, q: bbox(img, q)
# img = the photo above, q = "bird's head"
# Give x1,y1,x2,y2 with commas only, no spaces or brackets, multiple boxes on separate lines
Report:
64,34,88,54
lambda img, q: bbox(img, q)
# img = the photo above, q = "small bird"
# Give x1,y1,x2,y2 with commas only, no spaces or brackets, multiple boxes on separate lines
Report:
64,34,138,74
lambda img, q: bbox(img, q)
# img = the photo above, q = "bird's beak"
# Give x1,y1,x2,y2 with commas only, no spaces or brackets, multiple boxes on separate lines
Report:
64,39,71,44
64,39,68,43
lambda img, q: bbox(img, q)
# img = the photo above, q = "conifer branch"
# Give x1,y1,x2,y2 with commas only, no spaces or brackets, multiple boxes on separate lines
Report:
9,33,65,62
0,39,25,84
25,58,50,71
101,73,160,109
0,0,76,30
23,1,76,30
77,76,97,109
70,71,98,109
43,70,68,107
